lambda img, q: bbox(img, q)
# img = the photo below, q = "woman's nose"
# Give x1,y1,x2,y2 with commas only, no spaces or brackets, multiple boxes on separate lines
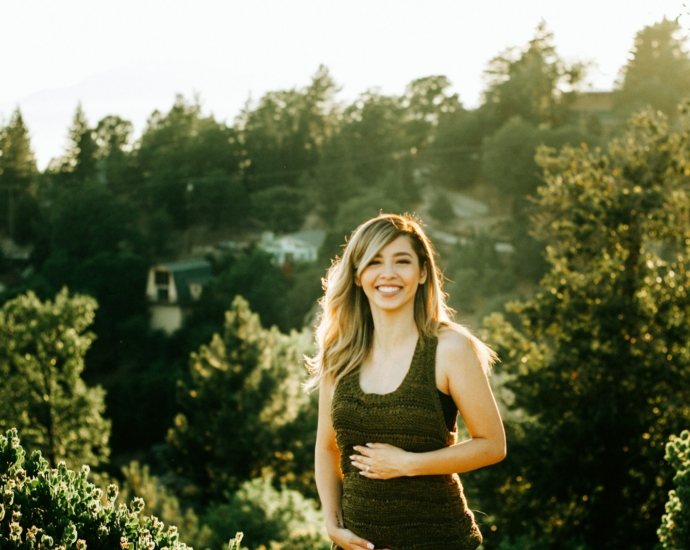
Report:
382,261,396,276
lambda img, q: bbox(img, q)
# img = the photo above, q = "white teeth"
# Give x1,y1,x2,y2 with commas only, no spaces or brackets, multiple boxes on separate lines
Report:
378,286,400,294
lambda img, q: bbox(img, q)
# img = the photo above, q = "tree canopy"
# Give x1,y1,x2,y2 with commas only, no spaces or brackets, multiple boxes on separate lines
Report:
477,106,690,548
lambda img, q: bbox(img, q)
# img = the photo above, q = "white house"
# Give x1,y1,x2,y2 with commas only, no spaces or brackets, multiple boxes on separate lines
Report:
146,258,212,334
260,230,326,266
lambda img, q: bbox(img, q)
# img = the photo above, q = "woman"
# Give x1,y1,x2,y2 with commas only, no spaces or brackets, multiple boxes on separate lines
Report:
307,214,506,550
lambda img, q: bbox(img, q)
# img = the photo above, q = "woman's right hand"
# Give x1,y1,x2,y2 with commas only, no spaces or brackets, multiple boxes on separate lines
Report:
328,526,389,550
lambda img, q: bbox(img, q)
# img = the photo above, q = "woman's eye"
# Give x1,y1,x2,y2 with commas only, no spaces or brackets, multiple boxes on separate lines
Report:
367,260,381,266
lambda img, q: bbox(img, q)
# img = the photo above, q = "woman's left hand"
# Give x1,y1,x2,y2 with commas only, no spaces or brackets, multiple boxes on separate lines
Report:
350,443,411,480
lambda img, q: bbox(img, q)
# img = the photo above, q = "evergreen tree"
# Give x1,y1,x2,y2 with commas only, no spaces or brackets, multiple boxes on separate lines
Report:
0,107,38,239
136,95,243,228
0,289,110,468
94,115,135,192
57,103,99,184
480,21,585,131
166,296,315,502
238,65,338,193
615,18,690,117
477,107,690,548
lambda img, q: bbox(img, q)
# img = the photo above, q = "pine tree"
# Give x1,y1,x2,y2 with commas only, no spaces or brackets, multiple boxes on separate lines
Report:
0,107,38,238
166,296,315,502
0,289,110,468
615,18,690,117
57,103,98,184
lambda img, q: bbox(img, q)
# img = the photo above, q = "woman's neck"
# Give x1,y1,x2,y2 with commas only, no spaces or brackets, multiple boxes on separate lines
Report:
370,310,419,353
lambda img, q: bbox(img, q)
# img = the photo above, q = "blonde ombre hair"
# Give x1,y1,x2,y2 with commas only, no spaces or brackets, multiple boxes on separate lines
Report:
305,213,497,391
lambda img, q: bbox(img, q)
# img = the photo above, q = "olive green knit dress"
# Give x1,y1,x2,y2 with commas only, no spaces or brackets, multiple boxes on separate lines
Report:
330,335,482,550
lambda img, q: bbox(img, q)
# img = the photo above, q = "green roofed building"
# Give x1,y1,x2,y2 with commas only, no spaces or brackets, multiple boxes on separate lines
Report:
146,258,212,334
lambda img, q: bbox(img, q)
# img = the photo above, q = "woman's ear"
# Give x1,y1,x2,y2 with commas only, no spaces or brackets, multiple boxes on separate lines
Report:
419,265,428,285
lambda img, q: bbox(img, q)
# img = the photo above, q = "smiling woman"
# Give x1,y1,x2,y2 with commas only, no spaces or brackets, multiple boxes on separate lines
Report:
306,213,506,550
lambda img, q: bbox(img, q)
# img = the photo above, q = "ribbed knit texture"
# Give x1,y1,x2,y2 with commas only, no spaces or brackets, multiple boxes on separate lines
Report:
331,335,482,550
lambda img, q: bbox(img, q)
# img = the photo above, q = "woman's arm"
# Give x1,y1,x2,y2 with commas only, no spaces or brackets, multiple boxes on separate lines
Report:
350,328,506,479
315,377,382,549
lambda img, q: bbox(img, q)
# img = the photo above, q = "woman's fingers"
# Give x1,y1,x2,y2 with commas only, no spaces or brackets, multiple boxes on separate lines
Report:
331,527,386,549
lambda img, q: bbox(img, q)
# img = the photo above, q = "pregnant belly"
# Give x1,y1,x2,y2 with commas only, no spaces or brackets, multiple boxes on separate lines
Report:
340,473,482,550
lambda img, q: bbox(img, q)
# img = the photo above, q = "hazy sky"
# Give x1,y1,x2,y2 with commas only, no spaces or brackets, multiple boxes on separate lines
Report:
2,0,688,168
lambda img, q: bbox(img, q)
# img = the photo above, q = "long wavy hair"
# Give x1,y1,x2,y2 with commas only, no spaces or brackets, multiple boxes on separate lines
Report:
305,213,497,391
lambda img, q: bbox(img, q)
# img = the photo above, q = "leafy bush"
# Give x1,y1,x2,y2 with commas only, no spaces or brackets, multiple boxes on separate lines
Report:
0,428,243,550
202,476,328,550
658,430,690,549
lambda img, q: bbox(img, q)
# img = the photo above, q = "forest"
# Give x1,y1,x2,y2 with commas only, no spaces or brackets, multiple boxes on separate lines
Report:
1,18,690,550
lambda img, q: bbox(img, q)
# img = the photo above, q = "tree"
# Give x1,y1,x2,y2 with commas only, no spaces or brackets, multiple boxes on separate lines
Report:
0,108,38,240
56,103,98,184
480,21,585,131
94,115,135,193
136,95,242,228
166,296,315,502
250,185,312,233
482,117,597,198
203,476,329,550
615,18,690,117
428,108,483,190
238,65,338,193
402,75,462,154
0,289,110,468
49,183,139,260
476,107,690,548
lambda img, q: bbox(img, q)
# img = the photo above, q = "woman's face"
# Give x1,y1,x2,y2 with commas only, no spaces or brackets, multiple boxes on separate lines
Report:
357,235,427,316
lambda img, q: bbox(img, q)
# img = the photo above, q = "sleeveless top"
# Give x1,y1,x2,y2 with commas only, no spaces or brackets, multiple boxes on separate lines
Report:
330,334,482,550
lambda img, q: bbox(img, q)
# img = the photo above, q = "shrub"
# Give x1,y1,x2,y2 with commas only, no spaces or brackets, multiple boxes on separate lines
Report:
0,428,242,550
202,476,328,550
658,430,690,549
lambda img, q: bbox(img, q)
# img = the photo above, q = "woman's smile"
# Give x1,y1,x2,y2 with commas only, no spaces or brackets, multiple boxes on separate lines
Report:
359,236,426,313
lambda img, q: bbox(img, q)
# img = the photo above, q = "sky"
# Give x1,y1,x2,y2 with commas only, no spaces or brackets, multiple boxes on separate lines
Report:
1,0,688,169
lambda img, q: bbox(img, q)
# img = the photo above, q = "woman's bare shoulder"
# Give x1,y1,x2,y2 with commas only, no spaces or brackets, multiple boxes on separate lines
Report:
436,323,480,366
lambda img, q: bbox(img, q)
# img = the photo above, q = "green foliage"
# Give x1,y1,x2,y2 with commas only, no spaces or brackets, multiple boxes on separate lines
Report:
658,430,690,549
442,235,518,315
615,18,690,117
429,109,482,190
481,21,585,130
136,95,242,229
482,117,597,197
55,104,98,185
401,75,462,154
148,208,176,258
250,186,311,234
428,191,455,223
166,296,315,502
0,108,37,193
476,107,690,548
186,249,290,334
49,184,140,260
0,428,191,550
238,65,337,193
481,117,542,196
0,289,109,469
94,115,135,193
187,172,250,231
203,476,329,550
0,108,38,241
110,461,211,549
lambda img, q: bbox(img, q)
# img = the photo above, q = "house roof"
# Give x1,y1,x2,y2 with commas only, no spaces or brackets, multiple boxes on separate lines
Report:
155,259,212,304
284,230,326,249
